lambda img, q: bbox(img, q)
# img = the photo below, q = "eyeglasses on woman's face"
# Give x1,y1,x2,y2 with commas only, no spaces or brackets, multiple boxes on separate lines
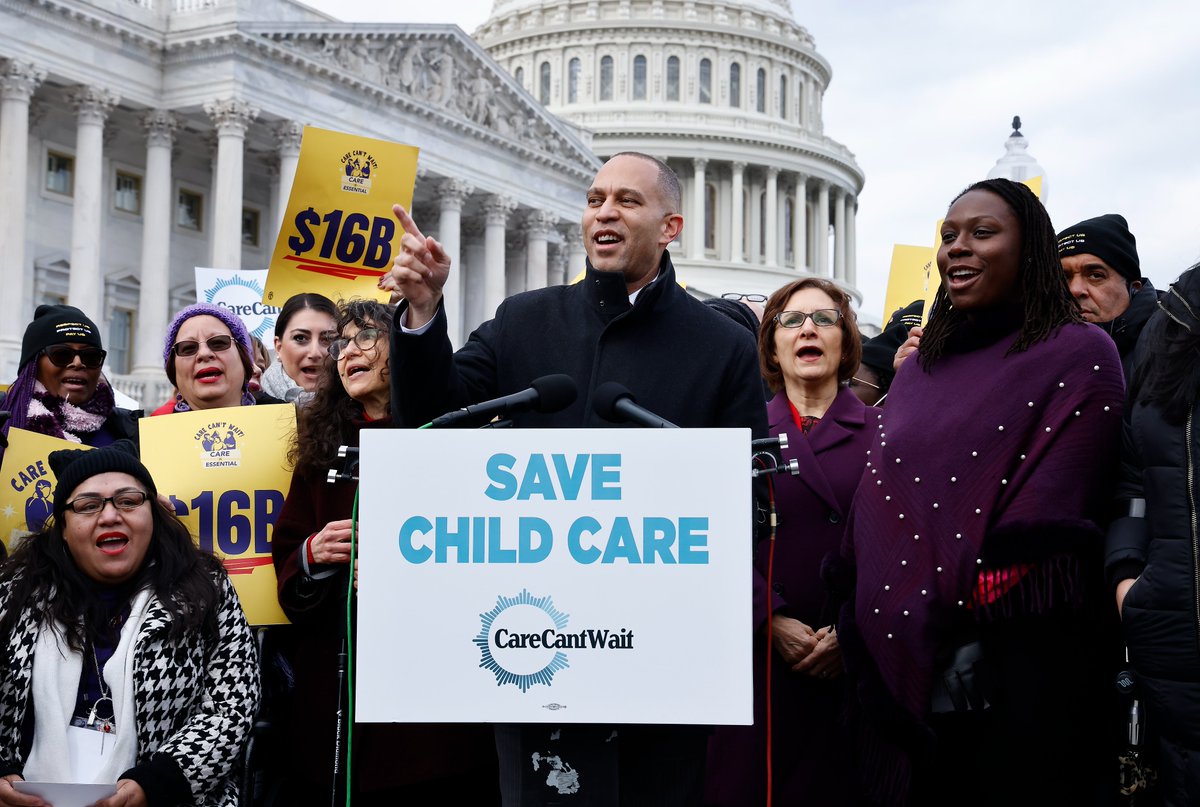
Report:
172,335,234,357
722,292,767,303
64,489,150,516
774,309,842,328
43,345,107,369
329,327,384,361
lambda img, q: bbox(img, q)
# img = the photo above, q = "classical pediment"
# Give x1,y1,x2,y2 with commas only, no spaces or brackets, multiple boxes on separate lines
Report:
241,24,597,173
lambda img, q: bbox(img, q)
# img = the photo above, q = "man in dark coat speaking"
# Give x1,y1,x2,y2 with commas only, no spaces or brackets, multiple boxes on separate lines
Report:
382,152,767,805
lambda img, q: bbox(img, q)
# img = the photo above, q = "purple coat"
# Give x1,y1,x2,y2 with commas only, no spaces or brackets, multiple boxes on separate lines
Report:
706,387,871,807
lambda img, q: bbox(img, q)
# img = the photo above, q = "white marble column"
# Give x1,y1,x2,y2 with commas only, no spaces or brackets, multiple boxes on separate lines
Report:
524,210,555,291
846,194,857,287
0,60,46,376
66,85,120,325
793,174,807,272
549,243,569,288
558,222,586,281
483,195,516,320
438,178,473,348
273,120,303,237
131,110,178,379
833,187,847,281
764,167,779,266
729,161,745,263
204,98,259,270
691,157,707,258
816,180,830,277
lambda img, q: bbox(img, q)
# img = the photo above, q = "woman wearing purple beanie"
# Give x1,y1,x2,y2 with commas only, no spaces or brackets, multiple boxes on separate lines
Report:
151,304,278,415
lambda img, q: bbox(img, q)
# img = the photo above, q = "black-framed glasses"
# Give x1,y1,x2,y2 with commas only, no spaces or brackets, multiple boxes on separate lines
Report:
65,490,149,516
775,309,842,328
722,292,767,303
42,345,107,369
329,328,384,361
172,335,234,357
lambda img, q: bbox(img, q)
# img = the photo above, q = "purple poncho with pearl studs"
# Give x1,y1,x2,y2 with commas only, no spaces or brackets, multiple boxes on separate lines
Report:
843,321,1123,730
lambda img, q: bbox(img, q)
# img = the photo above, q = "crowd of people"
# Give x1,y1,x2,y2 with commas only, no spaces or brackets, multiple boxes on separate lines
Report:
0,151,1197,807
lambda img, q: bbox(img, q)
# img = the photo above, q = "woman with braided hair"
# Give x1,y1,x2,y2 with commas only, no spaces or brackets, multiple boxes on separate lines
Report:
832,178,1125,805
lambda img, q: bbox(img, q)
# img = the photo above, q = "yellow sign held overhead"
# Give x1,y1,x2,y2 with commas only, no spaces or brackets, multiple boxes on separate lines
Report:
265,126,419,305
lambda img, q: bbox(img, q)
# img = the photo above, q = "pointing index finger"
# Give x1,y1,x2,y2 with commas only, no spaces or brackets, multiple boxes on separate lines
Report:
392,204,423,242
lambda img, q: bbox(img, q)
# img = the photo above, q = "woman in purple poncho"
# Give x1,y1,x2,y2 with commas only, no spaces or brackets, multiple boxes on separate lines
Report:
833,178,1125,806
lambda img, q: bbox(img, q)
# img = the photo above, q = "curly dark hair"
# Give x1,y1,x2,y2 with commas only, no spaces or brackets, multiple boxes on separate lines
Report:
919,178,1082,369
289,299,395,478
758,277,862,393
0,497,224,651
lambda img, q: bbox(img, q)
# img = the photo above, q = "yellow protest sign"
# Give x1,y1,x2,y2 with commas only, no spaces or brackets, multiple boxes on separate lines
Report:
1023,175,1043,199
265,125,418,306
883,244,938,326
140,405,298,625
0,429,90,552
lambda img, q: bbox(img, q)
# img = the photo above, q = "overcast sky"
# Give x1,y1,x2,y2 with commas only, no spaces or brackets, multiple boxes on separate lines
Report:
300,0,1200,323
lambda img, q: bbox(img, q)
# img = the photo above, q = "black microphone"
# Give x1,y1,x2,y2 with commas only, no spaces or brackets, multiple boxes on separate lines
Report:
429,374,578,428
592,382,679,428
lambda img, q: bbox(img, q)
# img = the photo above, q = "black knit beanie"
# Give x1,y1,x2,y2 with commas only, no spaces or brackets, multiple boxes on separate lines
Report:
860,299,924,384
1057,214,1142,283
49,440,157,517
20,304,104,370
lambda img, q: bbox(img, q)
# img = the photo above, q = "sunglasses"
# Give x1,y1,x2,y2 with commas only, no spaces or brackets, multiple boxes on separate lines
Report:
172,335,235,357
43,345,107,369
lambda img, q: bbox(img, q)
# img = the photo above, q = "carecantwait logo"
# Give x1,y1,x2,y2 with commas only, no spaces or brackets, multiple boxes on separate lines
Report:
203,274,278,339
475,590,634,692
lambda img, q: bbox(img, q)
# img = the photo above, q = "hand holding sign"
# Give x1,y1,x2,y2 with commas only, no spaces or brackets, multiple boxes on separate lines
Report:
380,204,450,329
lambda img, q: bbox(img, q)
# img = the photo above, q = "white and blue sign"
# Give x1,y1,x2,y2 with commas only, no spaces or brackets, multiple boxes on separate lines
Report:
356,428,752,725
194,267,280,340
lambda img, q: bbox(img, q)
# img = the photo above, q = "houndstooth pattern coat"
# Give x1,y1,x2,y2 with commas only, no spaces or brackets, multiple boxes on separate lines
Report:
0,572,260,806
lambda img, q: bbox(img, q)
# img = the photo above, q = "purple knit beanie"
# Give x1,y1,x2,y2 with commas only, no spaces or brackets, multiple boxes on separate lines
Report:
163,303,254,368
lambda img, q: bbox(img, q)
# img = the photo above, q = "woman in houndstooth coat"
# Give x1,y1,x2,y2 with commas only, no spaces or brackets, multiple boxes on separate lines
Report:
0,441,259,807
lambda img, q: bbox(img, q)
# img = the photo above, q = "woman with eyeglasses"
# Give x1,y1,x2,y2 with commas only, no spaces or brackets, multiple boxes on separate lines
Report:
1107,264,1200,804
832,179,1125,806
271,299,499,805
705,278,867,807
259,293,338,404
0,305,139,467
0,440,258,807
150,304,282,415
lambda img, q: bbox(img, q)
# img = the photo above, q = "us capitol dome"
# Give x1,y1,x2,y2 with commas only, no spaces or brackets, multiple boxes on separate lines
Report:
476,0,865,301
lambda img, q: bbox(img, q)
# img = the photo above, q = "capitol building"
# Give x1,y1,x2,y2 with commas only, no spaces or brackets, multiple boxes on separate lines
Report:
0,0,862,400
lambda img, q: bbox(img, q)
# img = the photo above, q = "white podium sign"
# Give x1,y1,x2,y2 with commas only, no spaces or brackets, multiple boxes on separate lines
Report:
355,428,752,725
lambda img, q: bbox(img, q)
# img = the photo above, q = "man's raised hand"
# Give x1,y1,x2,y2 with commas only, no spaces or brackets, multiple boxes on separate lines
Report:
381,204,451,329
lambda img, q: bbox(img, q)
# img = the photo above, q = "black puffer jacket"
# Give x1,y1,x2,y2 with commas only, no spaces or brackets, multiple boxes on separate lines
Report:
1106,392,1200,779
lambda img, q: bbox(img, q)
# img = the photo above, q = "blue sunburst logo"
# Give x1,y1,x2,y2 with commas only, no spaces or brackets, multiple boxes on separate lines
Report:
204,275,275,339
475,590,570,692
